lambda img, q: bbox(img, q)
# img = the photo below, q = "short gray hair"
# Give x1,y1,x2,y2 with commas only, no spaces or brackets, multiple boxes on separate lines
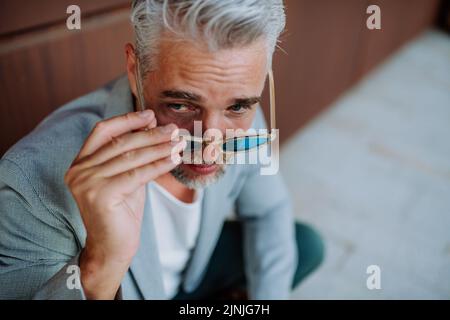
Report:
130,0,286,76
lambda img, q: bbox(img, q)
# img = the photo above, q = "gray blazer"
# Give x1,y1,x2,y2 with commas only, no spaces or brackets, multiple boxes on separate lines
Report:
0,76,296,300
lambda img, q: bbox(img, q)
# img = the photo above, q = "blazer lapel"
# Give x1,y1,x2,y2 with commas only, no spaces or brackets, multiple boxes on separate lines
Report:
128,183,166,299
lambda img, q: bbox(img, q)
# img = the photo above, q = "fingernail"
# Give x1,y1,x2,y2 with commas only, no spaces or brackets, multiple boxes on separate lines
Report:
162,123,177,133
138,109,153,118
147,119,157,129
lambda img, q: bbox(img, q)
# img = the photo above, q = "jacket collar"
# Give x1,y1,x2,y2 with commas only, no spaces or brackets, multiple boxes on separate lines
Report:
104,75,135,120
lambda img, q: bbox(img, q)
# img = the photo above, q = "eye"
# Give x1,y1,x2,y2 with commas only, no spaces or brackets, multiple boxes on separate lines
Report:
228,104,251,114
167,103,192,113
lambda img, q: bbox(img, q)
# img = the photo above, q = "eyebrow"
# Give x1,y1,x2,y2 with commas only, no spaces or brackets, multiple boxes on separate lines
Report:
233,97,261,106
160,90,261,106
161,90,203,102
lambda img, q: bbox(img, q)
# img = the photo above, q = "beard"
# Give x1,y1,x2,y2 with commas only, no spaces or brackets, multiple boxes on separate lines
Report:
170,164,226,189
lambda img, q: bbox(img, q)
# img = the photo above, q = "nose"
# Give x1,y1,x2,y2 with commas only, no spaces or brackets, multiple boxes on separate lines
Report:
201,111,225,163
201,110,227,141
202,111,225,135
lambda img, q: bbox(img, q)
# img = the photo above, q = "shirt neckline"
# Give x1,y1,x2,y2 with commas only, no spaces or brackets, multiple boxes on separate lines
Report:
149,181,203,208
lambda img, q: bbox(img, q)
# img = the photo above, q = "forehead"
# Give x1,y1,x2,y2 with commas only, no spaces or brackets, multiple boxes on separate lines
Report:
153,36,268,94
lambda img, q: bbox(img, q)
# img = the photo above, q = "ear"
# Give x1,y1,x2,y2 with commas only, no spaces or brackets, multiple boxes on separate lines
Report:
125,43,138,99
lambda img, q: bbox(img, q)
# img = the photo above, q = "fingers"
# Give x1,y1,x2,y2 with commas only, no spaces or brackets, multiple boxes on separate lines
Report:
95,139,187,177
81,123,179,168
108,156,182,196
143,116,157,131
77,110,156,160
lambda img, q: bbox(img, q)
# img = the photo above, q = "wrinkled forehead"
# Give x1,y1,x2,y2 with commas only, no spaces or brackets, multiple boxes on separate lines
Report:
152,36,268,92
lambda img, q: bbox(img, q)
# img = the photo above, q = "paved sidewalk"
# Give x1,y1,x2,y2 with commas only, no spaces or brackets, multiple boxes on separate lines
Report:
281,30,450,299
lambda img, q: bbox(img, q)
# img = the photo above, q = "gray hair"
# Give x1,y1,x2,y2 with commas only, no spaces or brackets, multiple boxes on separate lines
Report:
130,0,286,76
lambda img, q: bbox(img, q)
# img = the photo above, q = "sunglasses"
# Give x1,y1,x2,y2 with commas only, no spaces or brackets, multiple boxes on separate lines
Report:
134,56,277,155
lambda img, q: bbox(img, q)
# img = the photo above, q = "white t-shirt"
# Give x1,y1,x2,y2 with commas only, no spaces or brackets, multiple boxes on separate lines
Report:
148,181,203,299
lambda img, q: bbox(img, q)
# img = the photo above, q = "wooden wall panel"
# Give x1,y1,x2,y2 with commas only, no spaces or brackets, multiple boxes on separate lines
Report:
0,0,130,35
262,0,368,142
0,0,441,155
355,0,441,77
0,7,133,155
260,0,441,143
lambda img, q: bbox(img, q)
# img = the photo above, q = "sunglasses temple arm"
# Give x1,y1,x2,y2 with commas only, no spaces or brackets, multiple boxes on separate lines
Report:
135,58,146,112
268,69,276,136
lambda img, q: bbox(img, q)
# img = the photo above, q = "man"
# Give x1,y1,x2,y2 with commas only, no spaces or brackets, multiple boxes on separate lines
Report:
0,0,323,299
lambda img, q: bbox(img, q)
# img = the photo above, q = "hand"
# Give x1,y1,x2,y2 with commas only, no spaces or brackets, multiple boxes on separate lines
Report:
64,110,186,299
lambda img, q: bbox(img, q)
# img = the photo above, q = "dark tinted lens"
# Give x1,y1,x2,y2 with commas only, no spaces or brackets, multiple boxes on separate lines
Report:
222,135,269,152
186,139,203,152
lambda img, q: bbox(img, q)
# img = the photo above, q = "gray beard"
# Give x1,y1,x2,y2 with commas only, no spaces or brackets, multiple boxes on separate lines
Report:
170,164,226,189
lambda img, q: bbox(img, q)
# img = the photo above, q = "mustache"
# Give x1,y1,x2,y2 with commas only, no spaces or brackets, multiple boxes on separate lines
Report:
179,144,224,165
170,163,226,189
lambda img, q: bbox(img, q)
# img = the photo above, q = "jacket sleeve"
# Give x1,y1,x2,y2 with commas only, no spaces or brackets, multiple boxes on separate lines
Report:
32,254,86,300
0,159,86,299
235,109,297,299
